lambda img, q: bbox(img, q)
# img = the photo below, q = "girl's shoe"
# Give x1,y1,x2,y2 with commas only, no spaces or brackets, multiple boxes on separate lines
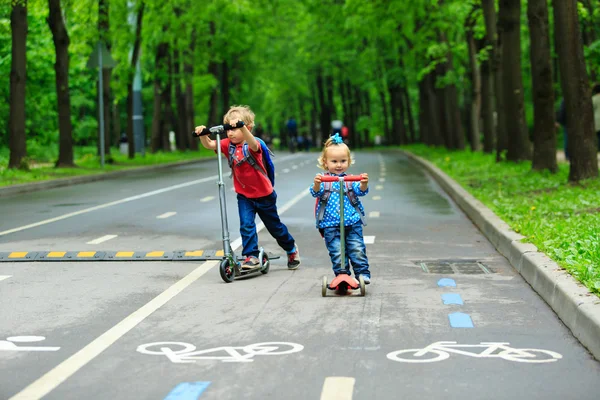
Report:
287,246,301,270
242,256,260,270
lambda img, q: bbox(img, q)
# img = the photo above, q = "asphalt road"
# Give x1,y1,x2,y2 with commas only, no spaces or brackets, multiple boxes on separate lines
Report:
1,150,599,400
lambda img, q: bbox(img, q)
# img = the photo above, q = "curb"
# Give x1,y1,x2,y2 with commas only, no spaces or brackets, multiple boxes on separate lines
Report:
403,150,600,361
0,158,210,198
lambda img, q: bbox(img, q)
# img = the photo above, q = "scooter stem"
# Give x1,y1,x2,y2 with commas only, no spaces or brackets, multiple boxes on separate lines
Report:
338,176,345,271
215,131,232,257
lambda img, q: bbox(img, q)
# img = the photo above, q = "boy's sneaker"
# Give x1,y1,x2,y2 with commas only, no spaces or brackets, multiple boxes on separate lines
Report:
242,256,260,270
287,246,301,270
360,275,371,285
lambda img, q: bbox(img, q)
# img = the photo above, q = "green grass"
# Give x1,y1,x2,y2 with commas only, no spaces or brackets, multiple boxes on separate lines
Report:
402,144,600,295
0,146,215,187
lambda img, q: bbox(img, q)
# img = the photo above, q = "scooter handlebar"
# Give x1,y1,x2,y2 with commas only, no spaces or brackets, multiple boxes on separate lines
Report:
192,120,245,137
320,174,363,182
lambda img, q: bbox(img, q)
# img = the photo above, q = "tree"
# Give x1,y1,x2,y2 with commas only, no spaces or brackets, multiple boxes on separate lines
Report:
8,0,27,170
48,0,74,167
552,0,599,181
528,0,557,172
98,0,112,158
498,0,530,162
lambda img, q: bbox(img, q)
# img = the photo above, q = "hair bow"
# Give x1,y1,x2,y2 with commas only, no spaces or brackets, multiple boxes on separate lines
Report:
331,133,343,144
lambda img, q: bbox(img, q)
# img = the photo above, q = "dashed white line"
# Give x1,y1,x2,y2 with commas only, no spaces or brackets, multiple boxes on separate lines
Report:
320,377,355,400
378,178,385,182
372,196,381,200
0,276,11,282
156,212,177,219
86,235,118,245
369,211,380,218
200,196,215,203
364,236,375,244
375,185,383,190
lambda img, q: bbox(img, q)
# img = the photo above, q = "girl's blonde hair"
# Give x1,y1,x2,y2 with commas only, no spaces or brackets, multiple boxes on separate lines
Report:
223,105,255,126
317,136,354,170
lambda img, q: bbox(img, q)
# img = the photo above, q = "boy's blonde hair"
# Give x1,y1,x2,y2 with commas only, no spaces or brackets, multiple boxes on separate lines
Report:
317,136,354,170
224,105,255,127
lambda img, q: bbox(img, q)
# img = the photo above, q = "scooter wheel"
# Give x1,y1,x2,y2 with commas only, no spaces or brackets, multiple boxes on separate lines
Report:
219,259,235,283
322,276,328,297
260,253,270,274
359,275,366,296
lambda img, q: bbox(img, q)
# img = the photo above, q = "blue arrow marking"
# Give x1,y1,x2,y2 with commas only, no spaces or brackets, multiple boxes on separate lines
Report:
164,382,211,400
437,278,456,287
442,293,464,305
448,312,474,328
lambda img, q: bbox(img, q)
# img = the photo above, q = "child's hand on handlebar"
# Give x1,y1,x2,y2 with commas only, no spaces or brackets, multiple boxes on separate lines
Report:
360,173,369,191
313,174,322,186
195,125,206,136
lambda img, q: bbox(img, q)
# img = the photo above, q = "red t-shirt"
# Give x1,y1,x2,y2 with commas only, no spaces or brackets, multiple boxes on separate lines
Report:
219,139,273,198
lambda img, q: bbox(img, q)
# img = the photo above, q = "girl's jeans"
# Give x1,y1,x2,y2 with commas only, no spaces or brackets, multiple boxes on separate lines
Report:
237,191,295,257
322,223,370,278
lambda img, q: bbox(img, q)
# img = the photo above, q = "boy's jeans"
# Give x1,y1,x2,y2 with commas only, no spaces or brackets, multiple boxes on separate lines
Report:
322,223,370,278
237,191,295,257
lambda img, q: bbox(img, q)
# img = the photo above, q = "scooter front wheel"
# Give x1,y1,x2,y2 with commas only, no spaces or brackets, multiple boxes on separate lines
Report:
260,252,270,274
359,275,366,296
321,276,328,297
219,259,235,283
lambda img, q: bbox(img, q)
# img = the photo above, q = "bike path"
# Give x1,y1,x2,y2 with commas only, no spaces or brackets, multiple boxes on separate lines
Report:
1,151,599,399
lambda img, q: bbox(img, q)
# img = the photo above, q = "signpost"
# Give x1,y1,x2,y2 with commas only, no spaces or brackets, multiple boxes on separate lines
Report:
87,41,116,168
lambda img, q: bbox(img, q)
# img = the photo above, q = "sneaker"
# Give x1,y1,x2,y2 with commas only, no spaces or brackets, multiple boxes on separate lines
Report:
287,246,301,270
242,256,260,270
360,275,371,285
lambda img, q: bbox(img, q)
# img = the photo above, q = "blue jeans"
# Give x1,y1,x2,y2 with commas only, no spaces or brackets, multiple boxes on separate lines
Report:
237,191,295,257
322,223,370,278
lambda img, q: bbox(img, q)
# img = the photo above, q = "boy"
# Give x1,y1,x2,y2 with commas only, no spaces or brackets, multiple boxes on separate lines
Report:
195,105,300,270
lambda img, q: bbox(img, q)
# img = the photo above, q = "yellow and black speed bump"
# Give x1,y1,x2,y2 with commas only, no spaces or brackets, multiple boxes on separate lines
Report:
0,250,280,262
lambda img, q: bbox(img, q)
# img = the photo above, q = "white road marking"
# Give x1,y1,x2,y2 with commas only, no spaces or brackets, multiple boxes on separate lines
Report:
372,196,381,200
364,236,375,244
320,377,355,400
369,211,380,218
9,260,219,400
0,275,11,282
0,176,219,237
292,165,298,169
86,235,118,245
282,168,290,173
8,187,310,399
378,178,385,182
156,212,177,219
375,185,383,190
200,196,214,203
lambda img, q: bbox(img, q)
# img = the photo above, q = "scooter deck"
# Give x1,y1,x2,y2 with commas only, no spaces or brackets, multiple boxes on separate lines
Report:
322,275,366,297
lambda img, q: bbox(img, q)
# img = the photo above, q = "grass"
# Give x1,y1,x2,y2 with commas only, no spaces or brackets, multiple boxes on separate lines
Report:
402,144,600,296
0,146,215,187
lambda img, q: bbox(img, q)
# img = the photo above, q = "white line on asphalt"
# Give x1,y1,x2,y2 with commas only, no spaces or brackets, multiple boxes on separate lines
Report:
156,212,177,219
364,236,375,244
0,176,220,237
86,235,118,245
320,377,355,400
9,260,219,400
375,185,383,190
372,196,381,200
0,275,11,282
8,187,309,399
378,178,385,182
200,196,215,203
369,211,380,218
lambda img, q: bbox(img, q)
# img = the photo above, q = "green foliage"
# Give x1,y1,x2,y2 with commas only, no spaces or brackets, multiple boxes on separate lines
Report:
405,144,600,296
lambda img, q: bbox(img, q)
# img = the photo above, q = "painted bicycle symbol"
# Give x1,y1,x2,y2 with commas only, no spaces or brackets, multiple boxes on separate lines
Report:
386,341,562,364
136,341,304,363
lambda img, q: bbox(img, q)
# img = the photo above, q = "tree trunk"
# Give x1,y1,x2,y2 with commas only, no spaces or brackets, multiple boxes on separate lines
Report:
9,0,27,170
98,0,111,159
528,0,557,172
126,2,144,159
552,0,598,181
221,61,230,118
48,0,74,167
482,0,508,159
184,28,196,150
466,11,482,152
150,41,169,153
402,86,416,143
499,0,531,162
173,48,187,151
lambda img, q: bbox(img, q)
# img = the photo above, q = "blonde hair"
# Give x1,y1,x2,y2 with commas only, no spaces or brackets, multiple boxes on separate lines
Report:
223,105,255,127
317,136,354,170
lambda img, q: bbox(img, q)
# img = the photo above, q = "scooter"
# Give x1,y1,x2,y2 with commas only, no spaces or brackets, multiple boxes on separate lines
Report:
193,122,271,283
320,174,366,297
